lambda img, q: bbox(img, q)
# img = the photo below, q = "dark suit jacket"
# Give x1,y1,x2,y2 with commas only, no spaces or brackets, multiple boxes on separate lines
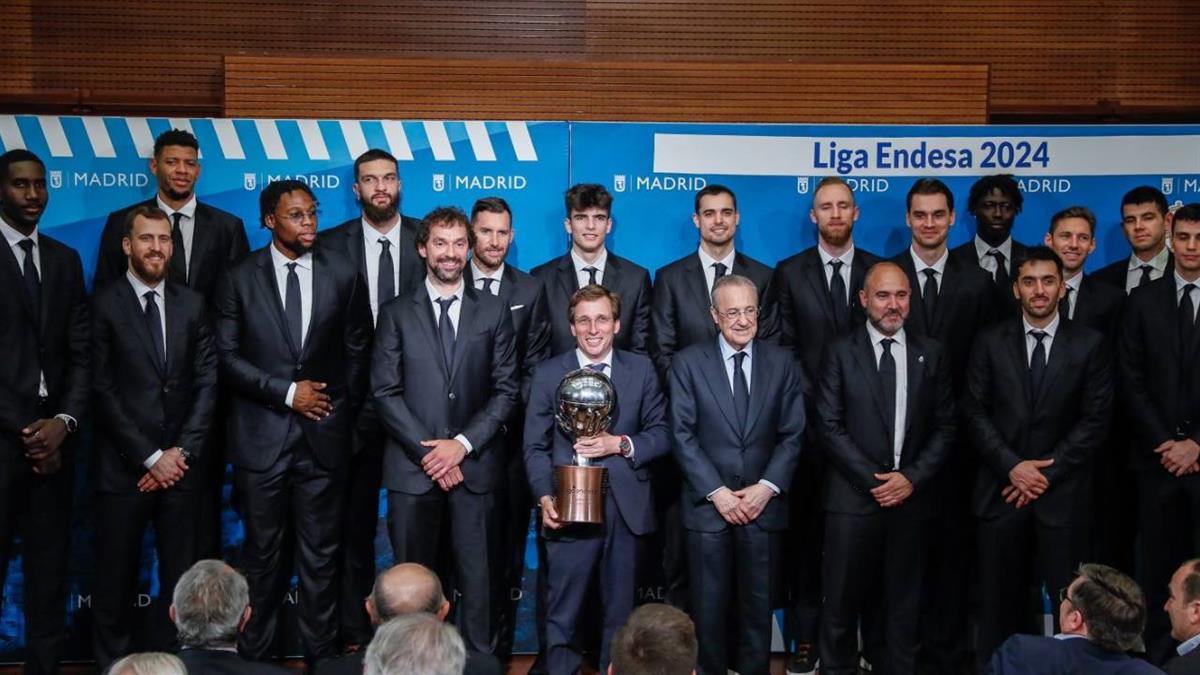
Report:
668,338,805,532
523,349,671,536
213,245,372,471
371,284,519,495
316,214,425,300
950,238,1029,319
531,251,652,356
650,250,775,379
0,231,89,458
1072,274,1125,339
464,263,551,403
1119,276,1200,467
313,646,503,675
95,199,249,300
773,246,880,385
963,319,1113,524
816,326,956,516
986,634,1165,675
1093,253,1175,293
179,647,291,675
91,279,217,492
1166,646,1200,675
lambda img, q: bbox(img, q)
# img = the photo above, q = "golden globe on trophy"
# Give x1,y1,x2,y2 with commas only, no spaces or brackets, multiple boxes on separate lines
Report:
553,368,615,524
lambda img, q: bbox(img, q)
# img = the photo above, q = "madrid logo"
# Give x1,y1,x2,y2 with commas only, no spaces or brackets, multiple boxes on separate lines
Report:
49,170,63,189
243,173,256,191
433,174,446,192
613,175,627,193
1163,177,1174,196
797,177,810,194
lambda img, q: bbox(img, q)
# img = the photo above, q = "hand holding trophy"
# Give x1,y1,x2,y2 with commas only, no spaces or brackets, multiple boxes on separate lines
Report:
552,368,615,524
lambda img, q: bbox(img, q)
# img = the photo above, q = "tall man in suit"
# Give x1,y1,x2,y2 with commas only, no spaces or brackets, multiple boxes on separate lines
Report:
773,176,881,672
1044,206,1125,336
669,274,805,675
950,174,1029,318
524,285,671,675
1094,186,1175,293
0,149,89,675
651,183,775,611
1120,203,1200,662
372,206,519,654
90,205,219,670
462,196,551,656
817,261,955,675
532,183,652,355
894,177,995,674
213,179,373,662
94,128,249,560
317,148,426,648
1165,559,1200,675
964,246,1113,661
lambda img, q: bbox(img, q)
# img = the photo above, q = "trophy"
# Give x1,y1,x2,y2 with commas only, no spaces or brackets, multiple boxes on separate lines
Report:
553,368,615,524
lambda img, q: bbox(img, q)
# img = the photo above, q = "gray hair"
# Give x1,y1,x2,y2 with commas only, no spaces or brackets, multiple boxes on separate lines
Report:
172,559,249,649
709,273,758,309
108,652,186,675
364,614,466,675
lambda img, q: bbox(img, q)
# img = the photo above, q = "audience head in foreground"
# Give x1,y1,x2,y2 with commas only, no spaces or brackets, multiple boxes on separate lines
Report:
108,652,187,675
608,603,698,675
170,559,252,649
364,613,466,675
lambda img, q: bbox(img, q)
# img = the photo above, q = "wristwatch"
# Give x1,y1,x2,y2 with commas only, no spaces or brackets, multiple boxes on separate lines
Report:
618,435,632,458
55,414,77,434
178,448,193,462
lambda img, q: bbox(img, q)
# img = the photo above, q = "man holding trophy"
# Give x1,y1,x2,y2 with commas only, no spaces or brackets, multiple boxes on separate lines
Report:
523,284,671,675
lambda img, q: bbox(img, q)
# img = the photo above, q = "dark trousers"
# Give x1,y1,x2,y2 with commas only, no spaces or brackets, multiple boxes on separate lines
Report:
976,507,1075,664
686,525,778,675
235,432,345,663
656,459,689,609
0,453,72,675
497,439,534,658
783,443,824,654
820,509,927,675
919,467,977,675
543,491,638,675
387,486,499,654
91,484,200,672
1138,469,1200,662
338,415,384,648
195,394,231,560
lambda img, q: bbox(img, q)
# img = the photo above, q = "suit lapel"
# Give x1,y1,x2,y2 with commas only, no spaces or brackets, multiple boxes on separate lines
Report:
188,204,213,284
1036,322,1070,408
411,285,449,381
850,329,891,428
609,351,638,431
697,340,741,437
119,280,167,378
165,283,190,377
556,255,577,300
903,335,924,436
1162,278,1183,362
604,253,624,292
686,254,712,317
499,265,519,304
802,252,837,327
449,289,480,382
0,237,34,324
301,249,332,358
744,340,769,437
1005,322,1033,408
254,249,299,359
896,254,929,333
346,222,367,280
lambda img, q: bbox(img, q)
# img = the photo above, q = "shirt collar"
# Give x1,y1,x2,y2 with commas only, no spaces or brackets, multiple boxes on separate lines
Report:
575,348,614,371
1177,632,1200,656
697,246,736,272
1175,271,1200,293
571,247,607,275
817,243,856,267
1063,272,1083,290
1129,246,1171,272
718,333,754,361
156,194,197,220
865,321,906,348
269,242,313,271
909,247,948,275
0,216,37,248
1023,312,1061,339
425,275,464,303
126,268,163,297
975,235,1012,261
470,258,505,282
1053,633,1089,641
361,218,402,247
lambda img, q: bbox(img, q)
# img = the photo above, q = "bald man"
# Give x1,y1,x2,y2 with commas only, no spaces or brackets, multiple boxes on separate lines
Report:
313,563,502,675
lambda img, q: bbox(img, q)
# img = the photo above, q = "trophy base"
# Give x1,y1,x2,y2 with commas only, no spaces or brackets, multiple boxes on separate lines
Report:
554,465,606,524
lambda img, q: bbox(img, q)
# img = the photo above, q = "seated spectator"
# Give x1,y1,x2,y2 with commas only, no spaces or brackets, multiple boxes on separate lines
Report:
609,603,697,675
364,613,466,675
172,559,289,674
1165,559,1200,675
108,652,186,675
987,563,1164,674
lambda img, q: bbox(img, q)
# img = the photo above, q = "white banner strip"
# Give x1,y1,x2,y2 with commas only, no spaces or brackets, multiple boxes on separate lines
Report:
37,116,72,157
125,118,155,159
254,119,288,160
381,121,414,161
464,121,497,162
340,120,369,160
506,121,538,162
211,118,245,160
81,117,115,158
423,121,455,161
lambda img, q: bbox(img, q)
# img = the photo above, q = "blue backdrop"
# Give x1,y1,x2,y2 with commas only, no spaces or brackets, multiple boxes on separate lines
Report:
1,114,1199,661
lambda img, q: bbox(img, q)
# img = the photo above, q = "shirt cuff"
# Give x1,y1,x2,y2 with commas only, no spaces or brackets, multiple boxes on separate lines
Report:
454,434,474,454
143,449,164,470
54,413,76,429
706,486,725,501
286,382,297,408
758,479,781,495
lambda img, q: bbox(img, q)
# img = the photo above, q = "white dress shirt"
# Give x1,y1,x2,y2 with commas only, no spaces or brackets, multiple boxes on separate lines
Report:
470,259,504,296
697,247,736,294
1178,272,1200,322
712,335,780,496
909,247,948,293
157,195,197,277
1062,272,1082,320
127,270,168,469
818,244,856,304
1177,631,1200,657
571,247,608,287
361,218,403,323
1023,314,1059,367
866,321,907,469
974,235,1013,279
1124,246,1171,294
426,277,474,454
272,245,313,408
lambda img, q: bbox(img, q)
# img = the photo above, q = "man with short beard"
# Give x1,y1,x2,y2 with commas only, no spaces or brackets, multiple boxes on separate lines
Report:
372,206,519,655
1094,186,1176,294
950,174,1030,318
318,148,426,648
963,246,1112,663
90,205,218,671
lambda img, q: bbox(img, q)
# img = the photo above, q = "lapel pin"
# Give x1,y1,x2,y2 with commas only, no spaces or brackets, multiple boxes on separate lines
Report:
918,355,925,363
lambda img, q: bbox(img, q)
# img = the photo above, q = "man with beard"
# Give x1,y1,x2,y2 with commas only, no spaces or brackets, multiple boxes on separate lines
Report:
772,176,880,673
372,206,519,655
214,180,372,664
0,149,89,675
1094,186,1176,293
462,196,551,658
964,246,1112,663
817,262,955,675
893,178,995,674
318,148,426,648
94,128,248,561
90,205,218,671
950,174,1029,318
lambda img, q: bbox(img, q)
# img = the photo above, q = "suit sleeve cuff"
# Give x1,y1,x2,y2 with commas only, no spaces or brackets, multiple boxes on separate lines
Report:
758,479,781,495
285,382,297,408
54,413,77,430
143,449,164,470
455,434,474,454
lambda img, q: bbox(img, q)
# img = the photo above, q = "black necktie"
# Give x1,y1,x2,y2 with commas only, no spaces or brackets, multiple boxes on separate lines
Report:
732,351,749,432
879,338,897,444
437,296,458,374
481,277,496,295
18,239,40,326
922,268,939,332
712,262,728,292
144,290,166,369
1181,284,1197,346
1059,287,1074,322
285,262,303,354
584,266,599,287
378,238,395,308
169,212,187,284
829,260,848,332
988,249,1009,288
1029,330,1048,394
586,362,607,373
1138,264,1153,288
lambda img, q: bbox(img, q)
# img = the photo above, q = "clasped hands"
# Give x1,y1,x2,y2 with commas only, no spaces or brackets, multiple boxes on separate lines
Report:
21,417,68,475
421,438,467,492
137,447,189,492
711,484,775,526
1154,438,1200,477
1001,458,1055,508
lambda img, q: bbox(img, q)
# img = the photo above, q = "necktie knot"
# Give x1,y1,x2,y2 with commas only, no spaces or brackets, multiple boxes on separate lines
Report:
437,296,458,312
481,277,496,294
922,268,937,282
379,237,391,251
733,351,747,368
286,261,298,273
584,266,599,286
1029,329,1048,345
144,289,157,303
713,262,728,278
586,362,607,373
829,260,843,274
170,212,183,229
18,238,34,255
880,337,895,354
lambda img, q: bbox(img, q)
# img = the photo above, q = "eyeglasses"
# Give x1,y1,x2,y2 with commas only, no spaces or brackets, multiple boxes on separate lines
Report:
572,316,614,329
1058,586,1073,605
717,307,759,321
277,208,320,226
